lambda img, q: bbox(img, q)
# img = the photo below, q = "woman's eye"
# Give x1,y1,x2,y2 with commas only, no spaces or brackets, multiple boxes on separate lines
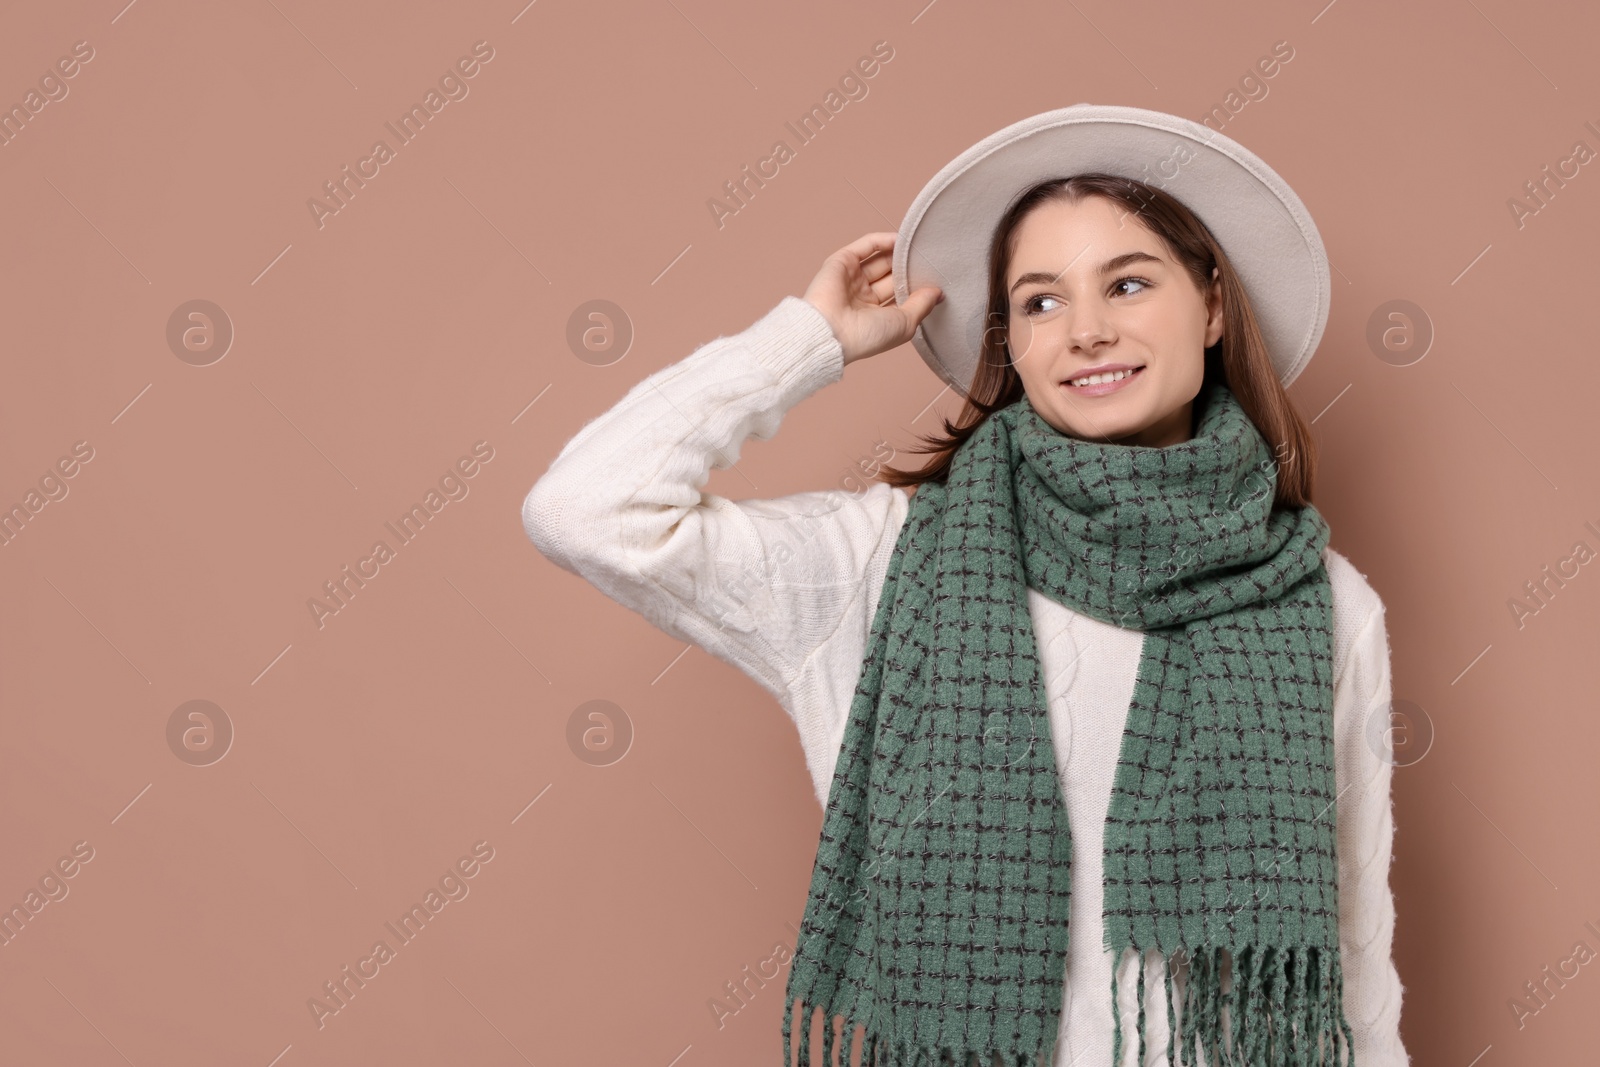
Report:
1022,277,1150,316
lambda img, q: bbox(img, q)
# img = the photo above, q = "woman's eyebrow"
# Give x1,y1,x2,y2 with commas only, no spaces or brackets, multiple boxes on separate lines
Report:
1009,250,1164,295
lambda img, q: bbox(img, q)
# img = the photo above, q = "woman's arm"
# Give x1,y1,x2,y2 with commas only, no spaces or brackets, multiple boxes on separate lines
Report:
521,296,906,728
1332,596,1411,1064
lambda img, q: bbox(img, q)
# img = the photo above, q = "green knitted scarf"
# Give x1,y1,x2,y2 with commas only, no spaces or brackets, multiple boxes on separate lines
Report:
783,380,1352,1067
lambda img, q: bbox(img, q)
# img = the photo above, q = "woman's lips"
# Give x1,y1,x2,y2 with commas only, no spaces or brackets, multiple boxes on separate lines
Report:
1060,365,1145,397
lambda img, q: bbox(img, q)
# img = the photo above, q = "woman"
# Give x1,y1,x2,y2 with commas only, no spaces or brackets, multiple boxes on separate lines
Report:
524,106,1407,1066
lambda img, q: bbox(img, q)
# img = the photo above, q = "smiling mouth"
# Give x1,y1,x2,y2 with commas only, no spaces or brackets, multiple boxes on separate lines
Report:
1061,366,1145,389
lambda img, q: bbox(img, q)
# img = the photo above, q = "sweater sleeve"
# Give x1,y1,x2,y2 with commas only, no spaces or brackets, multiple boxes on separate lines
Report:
1332,600,1411,1065
521,295,907,740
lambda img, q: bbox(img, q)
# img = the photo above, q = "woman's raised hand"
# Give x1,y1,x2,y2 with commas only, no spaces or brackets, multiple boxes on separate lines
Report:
803,232,943,366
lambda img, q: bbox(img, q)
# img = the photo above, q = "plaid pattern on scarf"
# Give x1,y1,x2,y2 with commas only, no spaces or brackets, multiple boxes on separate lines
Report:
783,381,1353,1066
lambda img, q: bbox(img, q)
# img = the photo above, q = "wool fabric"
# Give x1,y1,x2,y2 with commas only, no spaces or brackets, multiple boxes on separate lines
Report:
783,380,1352,1067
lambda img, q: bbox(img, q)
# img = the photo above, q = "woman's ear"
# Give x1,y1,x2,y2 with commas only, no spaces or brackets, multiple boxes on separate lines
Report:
1205,266,1224,348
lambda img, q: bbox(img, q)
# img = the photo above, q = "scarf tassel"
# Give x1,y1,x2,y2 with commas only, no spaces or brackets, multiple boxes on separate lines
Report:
1110,944,1356,1066
786,997,878,1067
786,949,1356,1067
785,996,1059,1067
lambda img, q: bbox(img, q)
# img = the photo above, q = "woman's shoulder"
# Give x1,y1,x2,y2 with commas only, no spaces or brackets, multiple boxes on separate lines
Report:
1324,546,1385,622
1323,545,1387,685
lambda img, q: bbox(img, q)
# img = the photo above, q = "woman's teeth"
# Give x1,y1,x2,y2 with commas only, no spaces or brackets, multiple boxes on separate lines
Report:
1067,367,1140,387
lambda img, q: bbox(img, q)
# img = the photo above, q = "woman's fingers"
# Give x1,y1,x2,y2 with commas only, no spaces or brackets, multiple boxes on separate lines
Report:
839,231,897,266
839,232,898,306
866,271,897,306
805,232,940,364
899,284,943,326
859,248,894,286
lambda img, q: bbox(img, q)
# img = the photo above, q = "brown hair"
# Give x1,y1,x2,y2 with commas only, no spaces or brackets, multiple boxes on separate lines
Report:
879,173,1317,509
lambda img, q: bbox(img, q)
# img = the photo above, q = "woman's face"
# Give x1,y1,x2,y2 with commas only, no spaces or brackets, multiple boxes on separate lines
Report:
1003,195,1223,448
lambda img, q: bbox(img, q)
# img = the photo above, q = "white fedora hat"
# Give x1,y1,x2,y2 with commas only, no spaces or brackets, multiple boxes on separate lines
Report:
891,103,1330,397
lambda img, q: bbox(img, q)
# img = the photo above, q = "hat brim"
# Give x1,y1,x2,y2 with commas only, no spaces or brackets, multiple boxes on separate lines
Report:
892,103,1330,397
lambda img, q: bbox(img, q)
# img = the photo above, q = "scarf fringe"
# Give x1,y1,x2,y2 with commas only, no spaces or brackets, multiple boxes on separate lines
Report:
1110,944,1356,1066
784,996,1061,1067
784,944,1355,1066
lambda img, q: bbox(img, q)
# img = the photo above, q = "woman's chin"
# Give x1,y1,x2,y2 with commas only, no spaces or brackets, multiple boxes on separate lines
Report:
1042,404,1143,445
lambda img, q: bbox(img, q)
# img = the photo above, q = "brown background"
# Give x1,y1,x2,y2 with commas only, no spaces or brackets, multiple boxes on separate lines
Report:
2,0,1597,1063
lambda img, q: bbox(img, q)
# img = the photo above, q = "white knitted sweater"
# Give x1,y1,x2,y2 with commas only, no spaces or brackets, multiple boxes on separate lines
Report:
522,296,1409,1066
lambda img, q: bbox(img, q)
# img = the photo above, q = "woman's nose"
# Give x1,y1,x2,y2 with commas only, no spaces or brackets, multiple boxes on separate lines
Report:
1068,299,1115,352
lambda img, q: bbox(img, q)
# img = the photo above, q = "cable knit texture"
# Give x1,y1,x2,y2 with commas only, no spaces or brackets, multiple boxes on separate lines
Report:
522,296,1410,1065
